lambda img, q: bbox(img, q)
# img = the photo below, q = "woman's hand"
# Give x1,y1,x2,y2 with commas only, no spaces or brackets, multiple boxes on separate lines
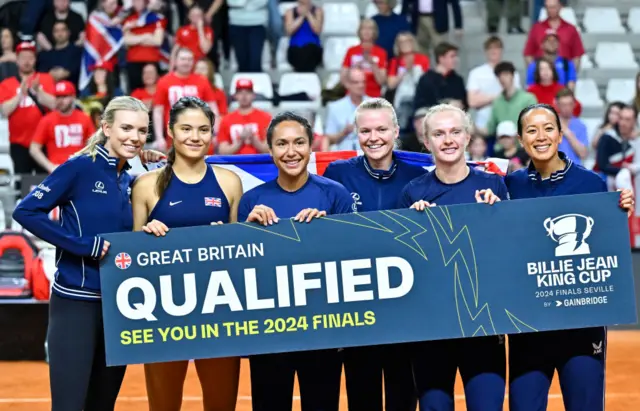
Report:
410,200,436,211
99,239,110,260
475,189,501,205
294,208,326,223
618,188,635,217
140,149,167,164
247,205,279,226
142,219,170,236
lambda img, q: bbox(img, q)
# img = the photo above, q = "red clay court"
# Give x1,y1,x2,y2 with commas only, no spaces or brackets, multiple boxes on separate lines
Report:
0,330,639,411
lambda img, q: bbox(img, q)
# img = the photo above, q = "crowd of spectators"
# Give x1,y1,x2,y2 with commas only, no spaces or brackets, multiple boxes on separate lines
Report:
0,0,637,193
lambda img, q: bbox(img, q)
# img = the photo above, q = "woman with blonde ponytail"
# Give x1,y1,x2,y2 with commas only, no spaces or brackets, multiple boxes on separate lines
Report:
13,95,165,411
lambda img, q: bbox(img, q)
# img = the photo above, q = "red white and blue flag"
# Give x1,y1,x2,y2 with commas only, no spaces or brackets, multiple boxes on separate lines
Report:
134,11,171,70
79,11,124,91
204,151,509,194
115,252,132,270
205,197,222,207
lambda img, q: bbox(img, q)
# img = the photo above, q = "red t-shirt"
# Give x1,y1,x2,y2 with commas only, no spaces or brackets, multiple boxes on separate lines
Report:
212,87,228,117
154,72,216,126
527,82,582,117
175,24,213,62
32,110,95,165
131,87,155,107
388,53,430,76
0,73,55,147
523,19,585,60
217,109,272,155
342,44,388,98
124,12,168,63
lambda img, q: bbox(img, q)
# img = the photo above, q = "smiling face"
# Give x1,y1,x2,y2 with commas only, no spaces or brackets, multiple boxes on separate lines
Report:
168,107,213,160
269,120,311,179
423,109,470,166
103,109,149,160
356,108,398,164
518,107,561,163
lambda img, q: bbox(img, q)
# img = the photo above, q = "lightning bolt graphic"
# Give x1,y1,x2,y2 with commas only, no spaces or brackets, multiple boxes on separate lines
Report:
425,207,496,336
380,210,429,260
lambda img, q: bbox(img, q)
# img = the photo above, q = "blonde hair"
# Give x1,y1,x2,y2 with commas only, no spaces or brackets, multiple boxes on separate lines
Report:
358,19,379,41
393,31,417,57
73,96,149,159
422,104,473,138
354,98,399,128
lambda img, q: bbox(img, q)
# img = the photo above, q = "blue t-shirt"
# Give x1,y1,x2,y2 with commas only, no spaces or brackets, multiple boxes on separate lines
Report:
238,173,356,221
505,152,607,199
398,166,509,208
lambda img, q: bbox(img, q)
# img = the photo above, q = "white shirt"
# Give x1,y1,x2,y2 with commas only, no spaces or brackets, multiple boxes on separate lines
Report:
467,63,522,129
418,0,433,13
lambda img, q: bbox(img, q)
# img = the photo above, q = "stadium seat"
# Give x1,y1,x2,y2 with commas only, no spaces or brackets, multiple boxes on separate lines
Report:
0,118,9,153
278,73,322,110
580,54,593,70
0,153,14,177
629,8,640,34
364,2,402,18
325,72,341,89
323,36,360,71
313,113,324,136
275,37,292,72
581,117,602,143
606,79,636,104
214,73,224,90
538,7,578,26
322,2,361,36
278,2,296,16
229,73,274,110
595,42,638,69
574,78,604,109
70,1,87,20
583,7,625,34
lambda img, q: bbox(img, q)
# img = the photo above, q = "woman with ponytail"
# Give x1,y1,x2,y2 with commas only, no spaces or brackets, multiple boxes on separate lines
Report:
130,96,244,411
12,96,165,411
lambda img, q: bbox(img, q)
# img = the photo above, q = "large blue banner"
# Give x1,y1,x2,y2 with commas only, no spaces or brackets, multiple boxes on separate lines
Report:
100,192,637,366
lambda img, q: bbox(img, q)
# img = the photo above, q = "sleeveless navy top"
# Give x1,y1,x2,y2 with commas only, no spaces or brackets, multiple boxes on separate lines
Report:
149,165,231,228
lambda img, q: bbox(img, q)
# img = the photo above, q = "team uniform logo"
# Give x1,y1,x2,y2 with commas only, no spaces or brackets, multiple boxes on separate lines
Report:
92,181,107,195
115,252,132,270
205,197,222,207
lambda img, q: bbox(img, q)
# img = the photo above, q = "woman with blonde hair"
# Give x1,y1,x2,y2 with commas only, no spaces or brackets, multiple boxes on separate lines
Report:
341,18,388,98
12,96,164,411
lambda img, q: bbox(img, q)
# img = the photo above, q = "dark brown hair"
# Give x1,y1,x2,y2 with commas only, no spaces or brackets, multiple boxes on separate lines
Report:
155,96,215,197
533,58,558,84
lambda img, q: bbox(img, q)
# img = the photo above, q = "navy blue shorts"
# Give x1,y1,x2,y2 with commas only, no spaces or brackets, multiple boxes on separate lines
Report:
249,348,342,411
509,327,606,411
412,335,506,411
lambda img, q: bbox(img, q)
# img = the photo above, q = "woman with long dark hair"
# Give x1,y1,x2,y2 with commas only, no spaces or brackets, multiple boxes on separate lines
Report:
131,96,243,411
506,103,633,411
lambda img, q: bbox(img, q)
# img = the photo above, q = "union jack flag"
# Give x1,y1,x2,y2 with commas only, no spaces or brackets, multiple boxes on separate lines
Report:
79,11,124,91
205,197,222,207
205,151,510,193
133,10,171,70
115,252,132,270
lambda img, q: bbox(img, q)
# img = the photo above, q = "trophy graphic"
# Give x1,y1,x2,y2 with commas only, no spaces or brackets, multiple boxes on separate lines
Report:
543,214,594,257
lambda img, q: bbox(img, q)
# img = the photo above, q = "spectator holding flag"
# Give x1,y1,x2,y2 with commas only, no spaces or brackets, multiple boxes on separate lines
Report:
123,0,168,91
78,0,124,93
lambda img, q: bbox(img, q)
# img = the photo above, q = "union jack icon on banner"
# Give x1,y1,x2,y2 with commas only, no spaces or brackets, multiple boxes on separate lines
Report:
115,252,132,270
205,197,222,207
